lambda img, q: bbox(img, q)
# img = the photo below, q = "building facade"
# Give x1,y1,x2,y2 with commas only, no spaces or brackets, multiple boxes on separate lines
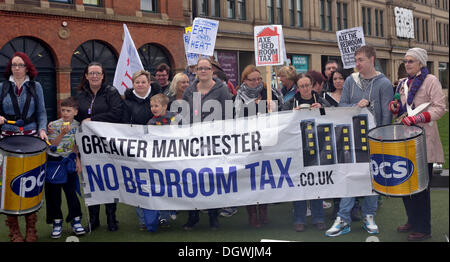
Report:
189,0,449,90
0,0,448,120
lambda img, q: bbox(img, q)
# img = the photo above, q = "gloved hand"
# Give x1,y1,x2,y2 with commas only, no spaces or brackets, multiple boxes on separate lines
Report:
388,101,400,114
401,112,431,126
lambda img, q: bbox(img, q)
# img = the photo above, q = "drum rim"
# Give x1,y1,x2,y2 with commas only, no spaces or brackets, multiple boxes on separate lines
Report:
367,124,424,142
0,135,48,154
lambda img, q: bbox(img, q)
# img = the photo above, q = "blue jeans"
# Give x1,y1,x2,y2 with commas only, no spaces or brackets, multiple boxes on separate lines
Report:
337,195,378,224
293,199,324,225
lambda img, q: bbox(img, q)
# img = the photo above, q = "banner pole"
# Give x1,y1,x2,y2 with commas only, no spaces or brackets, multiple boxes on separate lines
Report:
266,66,272,113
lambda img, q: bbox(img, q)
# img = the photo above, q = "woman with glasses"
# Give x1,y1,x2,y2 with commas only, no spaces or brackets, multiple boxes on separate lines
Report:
234,64,282,228
389,48,446,241
281,73,326,232
281,73,326,111
181,57,233,230
74,61,123,232
0,52,48,242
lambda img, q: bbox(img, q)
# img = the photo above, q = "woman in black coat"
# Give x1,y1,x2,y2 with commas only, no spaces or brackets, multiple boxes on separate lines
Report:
75,61,123,232
122,70,160,124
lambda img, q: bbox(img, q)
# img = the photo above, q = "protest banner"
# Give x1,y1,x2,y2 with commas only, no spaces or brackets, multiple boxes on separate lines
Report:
113,24,144,95
184,27,200,66
187,18,219,56
336,27,366,69
76,107,377,210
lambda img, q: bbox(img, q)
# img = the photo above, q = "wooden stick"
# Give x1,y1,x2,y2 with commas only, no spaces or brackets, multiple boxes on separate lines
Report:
266,66,272,113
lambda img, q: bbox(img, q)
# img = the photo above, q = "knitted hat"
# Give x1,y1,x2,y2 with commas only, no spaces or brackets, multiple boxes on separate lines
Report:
406,48,428,66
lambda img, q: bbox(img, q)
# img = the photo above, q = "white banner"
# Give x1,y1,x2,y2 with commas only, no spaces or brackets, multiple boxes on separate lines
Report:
336,27,366,69
113,24,144,95
76,108,377,210
254,25,286,67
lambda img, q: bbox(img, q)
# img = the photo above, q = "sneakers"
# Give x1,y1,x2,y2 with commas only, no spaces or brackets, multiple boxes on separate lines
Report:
325,217,351,237
51,219,63,239
71,217,86,236
220,207,238,217
363,215,379,234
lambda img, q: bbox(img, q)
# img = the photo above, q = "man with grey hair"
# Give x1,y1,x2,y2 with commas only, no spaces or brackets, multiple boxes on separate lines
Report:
326,45,393,237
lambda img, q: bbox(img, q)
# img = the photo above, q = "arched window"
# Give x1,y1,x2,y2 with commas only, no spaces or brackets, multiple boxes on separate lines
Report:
138,43,172,75
0,37,57,121
70,40,118,95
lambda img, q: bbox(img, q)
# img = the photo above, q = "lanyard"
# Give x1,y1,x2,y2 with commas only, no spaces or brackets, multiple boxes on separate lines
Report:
88,94,96,115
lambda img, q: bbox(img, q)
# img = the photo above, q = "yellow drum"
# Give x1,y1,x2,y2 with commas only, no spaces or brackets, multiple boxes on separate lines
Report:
368,124,428,196
0,135,47,214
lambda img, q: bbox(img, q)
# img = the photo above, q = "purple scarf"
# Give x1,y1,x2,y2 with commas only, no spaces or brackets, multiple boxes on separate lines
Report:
396,67,428,115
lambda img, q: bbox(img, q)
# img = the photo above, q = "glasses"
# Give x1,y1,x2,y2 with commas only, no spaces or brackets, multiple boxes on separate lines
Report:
246,77,262,82
88,72,103,76
197,67,212,72
403,59,417,65
298,84,311,89
155,73,168,77
11,63,26,68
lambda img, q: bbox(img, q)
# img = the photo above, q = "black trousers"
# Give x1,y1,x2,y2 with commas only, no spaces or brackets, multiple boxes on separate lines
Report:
45,171,82,224
401,163,433,235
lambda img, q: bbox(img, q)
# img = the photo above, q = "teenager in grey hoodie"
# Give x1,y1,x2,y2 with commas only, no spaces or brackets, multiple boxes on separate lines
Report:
326,46,393,238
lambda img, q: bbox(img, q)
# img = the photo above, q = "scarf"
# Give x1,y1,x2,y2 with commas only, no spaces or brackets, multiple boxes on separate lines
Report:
236,83,264,105
397,67,428,115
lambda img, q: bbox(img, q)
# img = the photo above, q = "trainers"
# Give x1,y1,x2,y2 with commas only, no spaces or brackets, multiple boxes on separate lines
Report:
51,219,63,239
220,207,238,217
325,217,351,237
363,215,379,234
159,218,170,228
71,217,86,236
322,201,332,209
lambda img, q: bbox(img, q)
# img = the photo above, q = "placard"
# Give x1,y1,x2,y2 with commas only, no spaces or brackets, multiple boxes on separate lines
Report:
254,25,285,66
336,27,366,69
187,18,219,56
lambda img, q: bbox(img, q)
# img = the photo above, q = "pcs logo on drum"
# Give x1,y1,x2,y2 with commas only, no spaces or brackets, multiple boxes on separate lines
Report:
10,165,46,198
370,154,414,187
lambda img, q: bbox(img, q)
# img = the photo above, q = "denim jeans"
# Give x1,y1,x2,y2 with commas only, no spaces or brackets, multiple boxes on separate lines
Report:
337,195,378,224
293,199,324,225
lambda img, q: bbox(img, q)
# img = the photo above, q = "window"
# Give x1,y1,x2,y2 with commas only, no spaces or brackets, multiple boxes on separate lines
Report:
83,0,101,6
336,2,347,30
141,0,157,12
326,0,332,31
276,0,283,24
289,0,295,26
362,7,366,34
199,0,209,16
415,18,421,42
227,0,236,18
267,0,274,24
375,9,384,37
437,22,442,44
211,0,220,17
320,0,325,30
297,0,303,27
238,0,246,20
49,0,72,3
367,8,372,36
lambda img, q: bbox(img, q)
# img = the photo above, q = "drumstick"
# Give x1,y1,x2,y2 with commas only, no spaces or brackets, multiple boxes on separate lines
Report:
45,140,58,152
5,119,24,127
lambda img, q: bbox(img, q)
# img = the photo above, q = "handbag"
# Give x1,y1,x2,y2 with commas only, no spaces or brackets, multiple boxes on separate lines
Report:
45,153,77,184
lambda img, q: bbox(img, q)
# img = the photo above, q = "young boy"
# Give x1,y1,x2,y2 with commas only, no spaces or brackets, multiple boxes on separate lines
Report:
137,94,179,230
148,93,179,125
45,96,85,238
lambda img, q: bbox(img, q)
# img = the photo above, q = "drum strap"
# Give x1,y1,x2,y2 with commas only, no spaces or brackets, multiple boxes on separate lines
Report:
403,80,430,117
0,80,37,125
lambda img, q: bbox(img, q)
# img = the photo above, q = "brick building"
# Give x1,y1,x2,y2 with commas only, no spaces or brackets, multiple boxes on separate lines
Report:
0,0,189,120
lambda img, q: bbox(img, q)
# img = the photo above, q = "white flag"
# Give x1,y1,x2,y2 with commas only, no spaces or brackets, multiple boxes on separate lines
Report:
113,24,144,95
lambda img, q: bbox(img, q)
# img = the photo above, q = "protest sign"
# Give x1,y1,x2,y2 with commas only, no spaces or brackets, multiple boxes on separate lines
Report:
336,27,366,69
254,25,286,67
394,7,414,38
187,18,219,56
113,24,144,95
184,27,200,66
76,107,377,210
